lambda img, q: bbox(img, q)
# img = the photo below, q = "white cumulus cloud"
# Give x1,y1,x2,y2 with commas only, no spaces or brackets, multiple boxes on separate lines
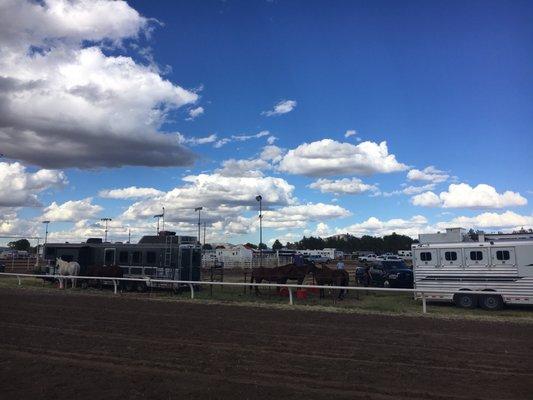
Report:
411,183,527,209
344,130,358,138
99,187,164,199
407,166,449,183
187,106,204,120
309,178,378,195
278,139,407,177
0,162,67,207
262,99,297,116
41,198,102,222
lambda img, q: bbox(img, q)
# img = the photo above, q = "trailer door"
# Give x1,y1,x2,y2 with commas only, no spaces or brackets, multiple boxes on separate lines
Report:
414,249,438,268
491,247,516,268
465,248,489,267
438,248,463,268
104,248,116,266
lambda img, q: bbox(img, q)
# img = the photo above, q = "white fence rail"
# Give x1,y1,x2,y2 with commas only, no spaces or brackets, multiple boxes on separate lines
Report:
0,272,530,314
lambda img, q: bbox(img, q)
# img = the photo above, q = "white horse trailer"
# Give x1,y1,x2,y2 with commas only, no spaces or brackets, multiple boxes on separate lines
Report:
413,229,533,310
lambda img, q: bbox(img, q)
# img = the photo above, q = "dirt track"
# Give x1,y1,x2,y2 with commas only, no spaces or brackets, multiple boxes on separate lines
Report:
0,288,532,399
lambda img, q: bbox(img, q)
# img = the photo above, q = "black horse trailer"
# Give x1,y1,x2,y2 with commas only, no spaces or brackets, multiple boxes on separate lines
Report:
43,231,202,289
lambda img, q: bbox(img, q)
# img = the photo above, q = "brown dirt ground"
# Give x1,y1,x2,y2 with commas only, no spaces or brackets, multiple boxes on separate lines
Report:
0,287,532,400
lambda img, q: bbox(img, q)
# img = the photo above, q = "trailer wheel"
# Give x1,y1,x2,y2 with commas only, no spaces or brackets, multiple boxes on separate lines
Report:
136,282,148,293
453,292,477,309
479,294,503,311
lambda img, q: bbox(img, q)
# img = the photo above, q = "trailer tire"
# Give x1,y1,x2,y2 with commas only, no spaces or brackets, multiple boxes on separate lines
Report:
453,292,477,309
479,294,503,311
136,282,148,293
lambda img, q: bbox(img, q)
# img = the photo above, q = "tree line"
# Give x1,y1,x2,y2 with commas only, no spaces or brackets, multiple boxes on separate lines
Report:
271,232,415,254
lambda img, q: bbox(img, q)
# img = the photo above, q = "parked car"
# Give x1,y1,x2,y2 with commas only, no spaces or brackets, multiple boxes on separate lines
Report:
356,260,413,288
304,254,330,263
358,253,377,262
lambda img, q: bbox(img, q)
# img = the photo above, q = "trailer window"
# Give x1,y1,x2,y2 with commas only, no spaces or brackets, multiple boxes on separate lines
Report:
470,251,483,261
496,250,510,261
104,249,115,265
132,251,141,264
444,251,457,261
119,251,129,263
420,252,432,261
146,251,157,264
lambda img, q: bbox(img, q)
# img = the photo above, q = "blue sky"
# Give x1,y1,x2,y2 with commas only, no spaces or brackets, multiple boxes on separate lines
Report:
0,0,532,245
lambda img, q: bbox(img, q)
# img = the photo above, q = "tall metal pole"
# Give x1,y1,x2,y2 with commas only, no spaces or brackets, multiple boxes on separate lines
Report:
42,220,50,244
256,195,263,268
203,222,206,249
195,207,203,244
101,218,112,242
162,207,165,232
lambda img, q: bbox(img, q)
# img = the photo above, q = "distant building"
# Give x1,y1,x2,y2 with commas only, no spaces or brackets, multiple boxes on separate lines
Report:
202,245,292,268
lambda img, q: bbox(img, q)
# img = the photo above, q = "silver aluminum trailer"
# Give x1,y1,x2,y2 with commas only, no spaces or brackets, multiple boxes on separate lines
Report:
413,229,533,310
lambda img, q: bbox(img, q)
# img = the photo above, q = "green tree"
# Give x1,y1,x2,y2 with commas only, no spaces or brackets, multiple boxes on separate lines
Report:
202,243,213,250
258,242,268,250
8,239,30,251
244,242,258,249
272,239,283,251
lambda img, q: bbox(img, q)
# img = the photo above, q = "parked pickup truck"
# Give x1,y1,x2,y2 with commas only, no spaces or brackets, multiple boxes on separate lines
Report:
358,254,377,262
356,260,413,288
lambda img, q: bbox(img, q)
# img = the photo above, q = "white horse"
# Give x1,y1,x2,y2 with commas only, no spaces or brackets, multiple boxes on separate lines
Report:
56,257,80,289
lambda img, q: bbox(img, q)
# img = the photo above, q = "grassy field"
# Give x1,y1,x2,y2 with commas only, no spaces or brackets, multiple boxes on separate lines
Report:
2,276,533,322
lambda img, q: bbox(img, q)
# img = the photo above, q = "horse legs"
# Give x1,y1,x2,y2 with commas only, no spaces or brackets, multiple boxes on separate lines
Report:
253,277,261,296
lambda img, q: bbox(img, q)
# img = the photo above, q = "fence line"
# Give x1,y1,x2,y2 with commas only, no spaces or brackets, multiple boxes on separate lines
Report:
0,272,529,314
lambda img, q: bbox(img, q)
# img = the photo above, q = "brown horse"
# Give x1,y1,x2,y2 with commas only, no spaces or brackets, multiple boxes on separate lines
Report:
311,264,349,299
250,261,315,295
82,264,124,289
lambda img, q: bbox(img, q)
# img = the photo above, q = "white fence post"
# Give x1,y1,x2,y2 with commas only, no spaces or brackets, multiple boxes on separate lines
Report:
288,287,293,305
188,283,194,299
112,280,118,294
422,292,427,314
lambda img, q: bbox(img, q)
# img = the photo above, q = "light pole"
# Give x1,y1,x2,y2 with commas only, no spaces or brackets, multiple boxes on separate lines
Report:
100,218,112,242
42,220,50,244
162,207,165,232
255,195,263,268
195,207,203,244
153,213,163,234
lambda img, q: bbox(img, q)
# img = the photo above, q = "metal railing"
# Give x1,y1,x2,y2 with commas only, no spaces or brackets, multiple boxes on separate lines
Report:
0,272,530,314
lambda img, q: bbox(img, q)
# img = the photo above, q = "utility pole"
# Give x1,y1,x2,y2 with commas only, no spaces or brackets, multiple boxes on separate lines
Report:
255,195,263,268
100,218,112,242
162,207,165,232
195,207,203,244
42,220,50,244
203,222,206,249
153,213,163,234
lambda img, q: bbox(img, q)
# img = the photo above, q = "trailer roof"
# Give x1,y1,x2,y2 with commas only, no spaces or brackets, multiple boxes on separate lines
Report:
412,240,533,249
